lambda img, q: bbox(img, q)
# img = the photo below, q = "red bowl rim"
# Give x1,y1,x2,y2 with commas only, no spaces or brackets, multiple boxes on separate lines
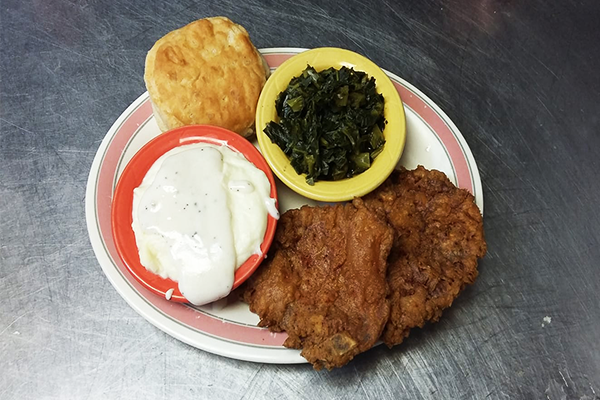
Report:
111,125,278,303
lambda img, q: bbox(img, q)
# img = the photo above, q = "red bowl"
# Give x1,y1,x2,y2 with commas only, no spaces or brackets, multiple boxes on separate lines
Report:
111,125,278,303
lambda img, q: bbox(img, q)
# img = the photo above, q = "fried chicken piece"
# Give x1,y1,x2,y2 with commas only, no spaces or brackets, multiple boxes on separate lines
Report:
363,166,487,347
242,199,394,370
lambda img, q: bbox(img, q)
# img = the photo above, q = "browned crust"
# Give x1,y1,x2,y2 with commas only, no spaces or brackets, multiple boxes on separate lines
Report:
242,199,394,370
241,166,487,368
362,166,487,347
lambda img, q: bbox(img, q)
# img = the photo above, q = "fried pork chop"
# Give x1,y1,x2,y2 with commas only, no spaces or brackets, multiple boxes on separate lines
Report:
242,199,394,370
363,166,486,347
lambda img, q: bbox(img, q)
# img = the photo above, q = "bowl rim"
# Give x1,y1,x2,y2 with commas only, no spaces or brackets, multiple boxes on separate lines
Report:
111,124,278,303
255,47,406,202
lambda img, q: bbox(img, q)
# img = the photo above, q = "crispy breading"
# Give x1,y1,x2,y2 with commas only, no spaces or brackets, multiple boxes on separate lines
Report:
363,166,486,347
242,199,394,370
243,166,486,367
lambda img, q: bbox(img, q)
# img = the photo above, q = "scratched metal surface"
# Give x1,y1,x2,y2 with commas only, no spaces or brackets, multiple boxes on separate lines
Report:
1,0,599,399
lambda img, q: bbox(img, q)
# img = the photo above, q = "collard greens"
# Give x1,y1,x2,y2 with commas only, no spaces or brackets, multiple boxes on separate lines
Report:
264,65,386,185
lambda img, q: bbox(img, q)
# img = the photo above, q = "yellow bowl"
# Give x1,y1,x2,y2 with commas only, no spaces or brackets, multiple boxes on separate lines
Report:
255,47,406,202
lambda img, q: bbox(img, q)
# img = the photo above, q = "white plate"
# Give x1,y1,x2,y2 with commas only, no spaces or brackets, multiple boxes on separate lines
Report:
85,48,483,364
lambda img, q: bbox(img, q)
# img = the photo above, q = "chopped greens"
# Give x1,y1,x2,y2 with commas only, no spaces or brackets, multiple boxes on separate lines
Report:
264,65,386,185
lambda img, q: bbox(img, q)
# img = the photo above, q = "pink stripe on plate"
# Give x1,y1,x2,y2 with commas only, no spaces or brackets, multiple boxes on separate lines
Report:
97,100,153,256
263,53,295,68
393,82,473,194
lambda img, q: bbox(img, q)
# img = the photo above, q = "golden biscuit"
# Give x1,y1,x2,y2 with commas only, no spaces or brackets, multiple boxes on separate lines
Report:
144,17,269,137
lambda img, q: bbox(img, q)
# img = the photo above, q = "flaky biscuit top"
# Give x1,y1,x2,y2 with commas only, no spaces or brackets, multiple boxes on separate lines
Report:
144,17,269,136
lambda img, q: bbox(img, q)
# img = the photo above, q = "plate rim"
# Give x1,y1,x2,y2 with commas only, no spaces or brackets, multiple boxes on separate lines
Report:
85,47,483,365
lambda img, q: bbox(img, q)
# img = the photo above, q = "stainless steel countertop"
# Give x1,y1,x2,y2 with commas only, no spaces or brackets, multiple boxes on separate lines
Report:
1,1,599,399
